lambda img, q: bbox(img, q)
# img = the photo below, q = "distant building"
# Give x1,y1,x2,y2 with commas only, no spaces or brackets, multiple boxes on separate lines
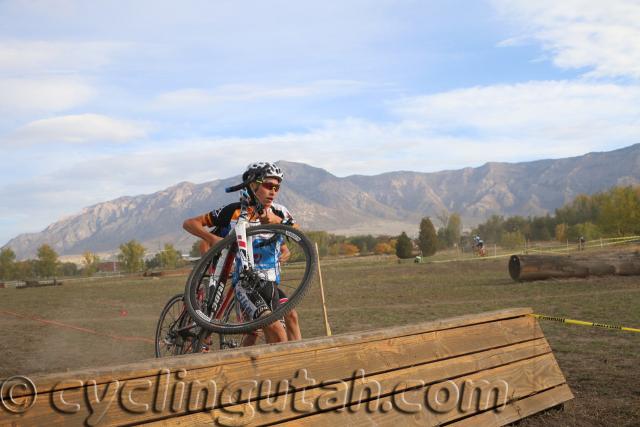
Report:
97,261,122,273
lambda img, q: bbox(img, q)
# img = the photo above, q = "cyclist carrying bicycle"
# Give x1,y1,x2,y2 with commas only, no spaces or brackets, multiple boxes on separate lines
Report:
183,162,301,345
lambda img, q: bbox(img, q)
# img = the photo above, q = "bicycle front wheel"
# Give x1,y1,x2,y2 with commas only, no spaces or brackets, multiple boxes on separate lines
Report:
155,294,199,357
184,224,317,334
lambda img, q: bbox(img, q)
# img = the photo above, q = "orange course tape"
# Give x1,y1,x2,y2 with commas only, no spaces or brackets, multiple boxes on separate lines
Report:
0,309,154,343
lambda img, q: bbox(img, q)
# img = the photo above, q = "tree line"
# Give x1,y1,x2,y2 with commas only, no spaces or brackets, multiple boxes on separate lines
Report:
0,241,187,281
390,185,640,258
473,185,640,248
2,185,637,278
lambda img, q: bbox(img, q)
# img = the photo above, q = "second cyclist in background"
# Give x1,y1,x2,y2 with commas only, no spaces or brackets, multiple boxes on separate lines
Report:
473,235,487,256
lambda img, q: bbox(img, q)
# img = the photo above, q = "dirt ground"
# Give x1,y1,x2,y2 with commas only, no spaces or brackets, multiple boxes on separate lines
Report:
0,249,638,426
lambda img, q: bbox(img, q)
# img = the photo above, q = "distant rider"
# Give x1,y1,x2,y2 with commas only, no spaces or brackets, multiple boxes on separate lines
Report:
473,235,485,255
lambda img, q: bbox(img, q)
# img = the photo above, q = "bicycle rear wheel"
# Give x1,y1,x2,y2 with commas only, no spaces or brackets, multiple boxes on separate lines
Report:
184,224,317,334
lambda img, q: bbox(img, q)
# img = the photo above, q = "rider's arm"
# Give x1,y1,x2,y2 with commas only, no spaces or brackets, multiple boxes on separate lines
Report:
183,214,222,247
279,244,291,263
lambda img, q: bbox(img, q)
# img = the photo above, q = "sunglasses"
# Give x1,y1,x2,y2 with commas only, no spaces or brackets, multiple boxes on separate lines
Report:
259,181,280,192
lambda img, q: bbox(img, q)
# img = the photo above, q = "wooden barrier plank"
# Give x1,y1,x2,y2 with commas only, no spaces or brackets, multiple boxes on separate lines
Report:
2,308,570,427
20,308,533,393
148,338,553,426
276,353,567,427
449,384,574,427
5,315,543,426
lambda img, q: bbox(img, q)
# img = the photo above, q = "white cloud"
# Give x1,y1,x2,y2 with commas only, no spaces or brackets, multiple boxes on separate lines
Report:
493,0,640,79
0,40,128,73
0,77,94,113
3,75,639,246
5,80,639,192
10,114,149,144
392,80,640,147
11,79,639,184
152,80,372,110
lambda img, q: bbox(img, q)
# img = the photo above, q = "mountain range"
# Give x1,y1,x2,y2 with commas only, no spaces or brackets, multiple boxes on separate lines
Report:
4,144,640,259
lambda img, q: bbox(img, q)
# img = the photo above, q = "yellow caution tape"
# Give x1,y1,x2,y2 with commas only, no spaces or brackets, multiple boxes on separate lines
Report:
530,314,640,333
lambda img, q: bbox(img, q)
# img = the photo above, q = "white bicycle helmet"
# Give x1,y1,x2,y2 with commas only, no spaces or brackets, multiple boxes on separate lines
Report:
242,162,284,182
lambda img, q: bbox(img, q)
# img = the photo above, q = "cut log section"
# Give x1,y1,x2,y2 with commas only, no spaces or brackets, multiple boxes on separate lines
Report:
0,308,572,427
509,252,640,281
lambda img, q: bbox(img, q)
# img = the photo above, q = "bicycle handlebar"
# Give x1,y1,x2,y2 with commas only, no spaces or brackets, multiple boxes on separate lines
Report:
225,182,249,193
225,180,265,215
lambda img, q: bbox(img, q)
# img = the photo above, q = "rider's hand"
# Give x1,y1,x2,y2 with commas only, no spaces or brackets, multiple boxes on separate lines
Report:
258,209,282,224
279,244,291,263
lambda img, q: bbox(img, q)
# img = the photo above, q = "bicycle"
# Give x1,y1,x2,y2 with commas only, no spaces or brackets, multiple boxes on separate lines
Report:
155,292,268,357
474,244,487,257
183,178,317,335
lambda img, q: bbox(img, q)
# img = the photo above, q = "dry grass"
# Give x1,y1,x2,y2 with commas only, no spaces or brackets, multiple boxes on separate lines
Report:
0,248,638,426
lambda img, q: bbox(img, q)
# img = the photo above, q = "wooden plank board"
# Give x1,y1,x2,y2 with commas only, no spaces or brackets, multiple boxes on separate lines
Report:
276,353,567,427
148,338,553,426
2,308,565,427
449,384,574,427
3,315,543,426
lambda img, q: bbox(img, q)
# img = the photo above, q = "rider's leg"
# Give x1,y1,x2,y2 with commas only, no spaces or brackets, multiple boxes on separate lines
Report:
241,331,259,347
236,282,287,343
199,239,210,255
276,290,301,341
258,282,289,343
262,319,288,343
284,309,301,341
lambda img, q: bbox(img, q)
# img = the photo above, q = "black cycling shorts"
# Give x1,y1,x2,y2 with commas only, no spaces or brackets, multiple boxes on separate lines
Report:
235,282,287,321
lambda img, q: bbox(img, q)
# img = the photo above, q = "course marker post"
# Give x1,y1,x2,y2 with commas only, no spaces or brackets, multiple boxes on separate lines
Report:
315,242,332,336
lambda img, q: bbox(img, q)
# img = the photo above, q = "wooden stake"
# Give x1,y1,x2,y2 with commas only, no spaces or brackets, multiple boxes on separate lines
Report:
315,242,332,336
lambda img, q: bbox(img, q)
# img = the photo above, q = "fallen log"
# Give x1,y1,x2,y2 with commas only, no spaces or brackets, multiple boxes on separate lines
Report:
509,252,640,281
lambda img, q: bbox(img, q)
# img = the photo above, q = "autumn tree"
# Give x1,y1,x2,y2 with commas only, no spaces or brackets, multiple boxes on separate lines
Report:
395,232,413,259
555,223,568,242
306,231,331,257
373,242,394,255
341,243,359,256
597,186,640,236
349,235,377,253
0,248,16,280
118,240,146,273
36,244,59,278
328,242,359,256
500,231,525,249
14,260,36,280
158,243,182,269
445,213,462,247
435,212,462,248
418,217,438,256
82,251,100,277
59,262,79,276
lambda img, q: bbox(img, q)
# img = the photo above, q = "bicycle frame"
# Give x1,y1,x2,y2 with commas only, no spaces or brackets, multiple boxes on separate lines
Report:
201,186,264,322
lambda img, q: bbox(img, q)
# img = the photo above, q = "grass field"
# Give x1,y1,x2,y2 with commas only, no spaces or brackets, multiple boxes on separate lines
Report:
1,247,639,426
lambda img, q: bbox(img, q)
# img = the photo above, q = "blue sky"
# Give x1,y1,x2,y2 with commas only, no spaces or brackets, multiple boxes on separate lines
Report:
1,0,640,246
